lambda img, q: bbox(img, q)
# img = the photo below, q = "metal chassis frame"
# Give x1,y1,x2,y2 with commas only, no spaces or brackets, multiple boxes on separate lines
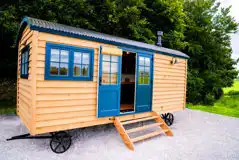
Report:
6,133,53,141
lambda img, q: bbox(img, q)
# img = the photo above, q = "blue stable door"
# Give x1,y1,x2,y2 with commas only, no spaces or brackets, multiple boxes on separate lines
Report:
98,53,122,117
135,53,154,113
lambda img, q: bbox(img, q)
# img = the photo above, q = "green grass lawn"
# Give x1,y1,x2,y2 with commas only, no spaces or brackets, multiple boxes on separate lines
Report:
0,100,16,115
187,80,239,118
223,80,239,94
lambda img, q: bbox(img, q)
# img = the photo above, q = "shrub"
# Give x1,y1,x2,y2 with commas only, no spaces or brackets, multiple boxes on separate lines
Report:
0,78,16,103
214,88,224,100
204,93,215,105
227,90,239,96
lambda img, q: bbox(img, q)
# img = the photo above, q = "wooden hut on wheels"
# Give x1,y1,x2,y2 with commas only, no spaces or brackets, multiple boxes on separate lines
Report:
11,16,189,153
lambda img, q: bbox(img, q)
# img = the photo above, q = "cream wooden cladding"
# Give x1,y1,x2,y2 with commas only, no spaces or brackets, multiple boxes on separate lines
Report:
16,28,187,135
101,46,123,56
152,54,187,114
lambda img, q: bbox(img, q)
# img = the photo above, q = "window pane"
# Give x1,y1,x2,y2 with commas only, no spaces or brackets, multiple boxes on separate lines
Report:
24,63,28,75
103,55,110,61
102,73,110,84
138,66,144,75
138,76,144,84
81,65,89,76
144,76,150,84
51,49,60,62
102,61,110,73
145,67,150,76
82,53,89,64
60,63,68,75
50,62,59,75
60,50,69,62
111,62,118,74
145,58,150,67
138,66,144,84
21,64,25,75
24,52,28,62
139,57,144,65
111,74,117,84
111,56,118,62
74,65,81,76
74,52,82,63
22,53,25,63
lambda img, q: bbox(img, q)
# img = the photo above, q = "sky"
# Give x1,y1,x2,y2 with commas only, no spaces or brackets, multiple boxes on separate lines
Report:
219,0,239,69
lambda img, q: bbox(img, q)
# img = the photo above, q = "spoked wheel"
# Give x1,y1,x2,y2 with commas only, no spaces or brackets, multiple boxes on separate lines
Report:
161,113,174,126
50,131,72,154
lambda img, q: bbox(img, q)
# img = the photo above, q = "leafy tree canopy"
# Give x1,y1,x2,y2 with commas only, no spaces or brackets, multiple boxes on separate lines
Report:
184,0,238,104
0,0,238,104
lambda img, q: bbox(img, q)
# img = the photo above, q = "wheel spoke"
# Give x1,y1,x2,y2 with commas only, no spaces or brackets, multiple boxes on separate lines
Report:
62,144,66,151
50,131,72,153
166,113,169,118
165,119,170,125
52,138,60,143
54,143,62,151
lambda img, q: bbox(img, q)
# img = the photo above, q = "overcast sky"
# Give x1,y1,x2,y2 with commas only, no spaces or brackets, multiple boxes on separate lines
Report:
219,0,239,69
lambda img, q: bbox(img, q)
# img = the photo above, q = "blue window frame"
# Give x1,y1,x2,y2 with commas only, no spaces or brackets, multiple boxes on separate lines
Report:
101,55,119,84
138,56,151,85
45,43,94,81
20,45,30,79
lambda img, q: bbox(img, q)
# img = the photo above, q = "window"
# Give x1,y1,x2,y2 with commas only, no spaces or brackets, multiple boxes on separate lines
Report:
20,45,30,78
45,43,94,81
50,49,69,76
73,52,90,77
102,55,119,84
138,56,151,84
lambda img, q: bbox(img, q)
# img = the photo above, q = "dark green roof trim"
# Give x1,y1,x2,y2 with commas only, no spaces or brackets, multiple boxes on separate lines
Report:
17,17,189,59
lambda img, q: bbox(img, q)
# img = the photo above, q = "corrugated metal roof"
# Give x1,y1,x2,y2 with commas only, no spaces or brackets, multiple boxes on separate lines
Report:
18,16,189,59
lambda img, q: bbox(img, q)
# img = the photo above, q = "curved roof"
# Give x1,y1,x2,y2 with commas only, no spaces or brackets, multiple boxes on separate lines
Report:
17,16,189,59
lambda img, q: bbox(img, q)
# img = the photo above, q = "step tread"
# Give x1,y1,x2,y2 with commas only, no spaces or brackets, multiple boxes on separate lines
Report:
131,129,168,143
126,122,162,134
121,116,158,125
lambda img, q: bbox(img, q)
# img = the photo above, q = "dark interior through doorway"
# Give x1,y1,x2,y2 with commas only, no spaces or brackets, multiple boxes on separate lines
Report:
120,51,136,113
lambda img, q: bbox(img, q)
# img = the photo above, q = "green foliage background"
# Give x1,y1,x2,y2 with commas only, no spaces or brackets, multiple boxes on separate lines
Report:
0,0,238,105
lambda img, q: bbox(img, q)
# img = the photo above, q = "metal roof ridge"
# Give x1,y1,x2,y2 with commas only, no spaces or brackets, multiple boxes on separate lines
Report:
19,16,189,59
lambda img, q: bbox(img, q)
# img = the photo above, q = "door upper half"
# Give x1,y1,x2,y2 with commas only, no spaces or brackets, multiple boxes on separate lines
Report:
136,53,154,113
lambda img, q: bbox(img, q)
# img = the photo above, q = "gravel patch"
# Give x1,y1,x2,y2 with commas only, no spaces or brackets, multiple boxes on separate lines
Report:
0,109,239,160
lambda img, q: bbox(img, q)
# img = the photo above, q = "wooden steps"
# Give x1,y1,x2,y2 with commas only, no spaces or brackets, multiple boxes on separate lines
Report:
114,111,173,151
114,117,134,150
121,116,159,125
132,129,168,143
126,122,162,134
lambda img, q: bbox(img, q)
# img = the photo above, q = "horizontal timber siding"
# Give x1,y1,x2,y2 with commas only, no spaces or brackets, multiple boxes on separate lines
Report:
34,32,116,134
17,27,34,131
152,54,187,113
24,31,188,135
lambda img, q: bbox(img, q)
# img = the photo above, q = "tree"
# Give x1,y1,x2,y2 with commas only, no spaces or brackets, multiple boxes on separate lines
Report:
142,0,186,49
184,0,238,104
0,0,238,105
